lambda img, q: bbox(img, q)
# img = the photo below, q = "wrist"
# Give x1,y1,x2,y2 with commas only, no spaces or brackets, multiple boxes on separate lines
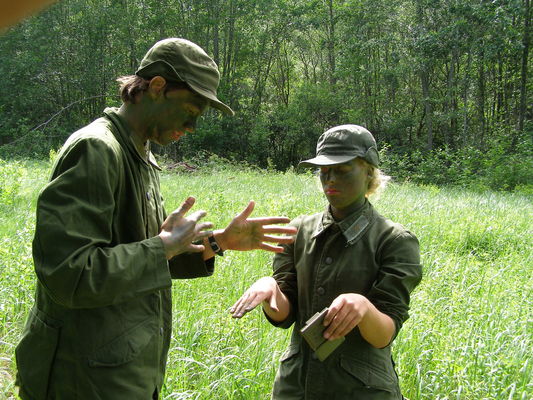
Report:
208,230,225,256
213,229,228,251
158,233,174,260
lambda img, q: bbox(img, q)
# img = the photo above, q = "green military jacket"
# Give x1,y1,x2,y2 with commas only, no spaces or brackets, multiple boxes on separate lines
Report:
269,200,422,400
15,108,214,400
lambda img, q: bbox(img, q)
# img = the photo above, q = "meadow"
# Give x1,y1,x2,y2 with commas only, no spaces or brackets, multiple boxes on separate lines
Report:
0,158,531,399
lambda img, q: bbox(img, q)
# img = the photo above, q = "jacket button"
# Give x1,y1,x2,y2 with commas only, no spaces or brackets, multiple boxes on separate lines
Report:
317,287,325,295
325,257,333,264
311,352,318,360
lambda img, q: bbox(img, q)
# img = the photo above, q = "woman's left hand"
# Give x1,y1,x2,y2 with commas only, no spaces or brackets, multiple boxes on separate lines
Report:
323,293,370,340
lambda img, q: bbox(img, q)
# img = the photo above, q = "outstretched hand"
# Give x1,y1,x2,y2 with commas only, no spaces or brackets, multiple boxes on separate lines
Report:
218,201,297,252
159,196,213,259
230,277,279,318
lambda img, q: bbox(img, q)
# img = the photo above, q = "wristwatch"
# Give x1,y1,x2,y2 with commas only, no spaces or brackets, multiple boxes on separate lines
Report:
208,234,224,256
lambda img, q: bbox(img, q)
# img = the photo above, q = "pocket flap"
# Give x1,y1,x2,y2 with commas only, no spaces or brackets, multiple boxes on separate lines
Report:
339,355,396,392
15,307,61,400
280,344,300,362
88,317,157,367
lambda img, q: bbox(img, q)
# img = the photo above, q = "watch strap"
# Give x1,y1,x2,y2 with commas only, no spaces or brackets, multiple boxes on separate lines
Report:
208,234,224,256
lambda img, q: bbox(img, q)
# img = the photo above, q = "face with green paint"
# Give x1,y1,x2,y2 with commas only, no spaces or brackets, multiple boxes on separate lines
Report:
319,158,370,220
146,86,209,146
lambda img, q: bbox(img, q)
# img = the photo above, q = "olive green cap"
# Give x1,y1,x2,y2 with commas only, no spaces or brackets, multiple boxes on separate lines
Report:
299,124,379,167
136,38,234,116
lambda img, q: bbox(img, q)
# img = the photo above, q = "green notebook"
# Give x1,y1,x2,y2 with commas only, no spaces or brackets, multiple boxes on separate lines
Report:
300,307,345,361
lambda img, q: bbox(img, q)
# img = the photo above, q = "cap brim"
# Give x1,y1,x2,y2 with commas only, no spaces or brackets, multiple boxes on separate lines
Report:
188,82,234,116
298,154,358,168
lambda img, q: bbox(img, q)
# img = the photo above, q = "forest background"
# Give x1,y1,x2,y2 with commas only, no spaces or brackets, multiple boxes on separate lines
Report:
0,0,531,191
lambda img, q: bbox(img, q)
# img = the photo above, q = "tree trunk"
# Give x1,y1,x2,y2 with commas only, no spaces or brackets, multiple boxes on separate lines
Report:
421,67,433,150
518,0,530,134
326,0,337,86
478,49,486,147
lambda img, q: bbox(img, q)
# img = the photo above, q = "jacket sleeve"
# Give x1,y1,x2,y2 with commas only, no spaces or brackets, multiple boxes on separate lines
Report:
33,134,172,309
266,216,301,329
367,230,422,337
168,253,215,279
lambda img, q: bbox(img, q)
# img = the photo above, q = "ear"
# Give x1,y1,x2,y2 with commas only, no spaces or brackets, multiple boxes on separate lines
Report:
147,76,167,99
365,164,373,185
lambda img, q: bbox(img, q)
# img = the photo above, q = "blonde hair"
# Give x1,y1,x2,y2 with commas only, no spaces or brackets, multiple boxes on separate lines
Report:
360,159,391,198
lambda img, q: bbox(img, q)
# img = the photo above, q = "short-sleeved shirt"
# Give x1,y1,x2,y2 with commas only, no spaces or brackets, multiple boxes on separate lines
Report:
269,200,422,399
15,108,214,400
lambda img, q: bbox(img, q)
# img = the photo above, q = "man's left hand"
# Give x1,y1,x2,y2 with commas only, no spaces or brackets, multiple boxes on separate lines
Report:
216,201,297,252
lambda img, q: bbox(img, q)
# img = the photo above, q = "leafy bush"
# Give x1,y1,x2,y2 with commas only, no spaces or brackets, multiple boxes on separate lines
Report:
381,128,532,192
0,158,25,208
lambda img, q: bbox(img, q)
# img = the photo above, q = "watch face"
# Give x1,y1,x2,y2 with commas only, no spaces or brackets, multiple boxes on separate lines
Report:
209,236,223,255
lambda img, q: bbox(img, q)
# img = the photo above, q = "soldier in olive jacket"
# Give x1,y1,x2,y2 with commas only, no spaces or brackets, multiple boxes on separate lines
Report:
15,38,296,400
232,125,422,399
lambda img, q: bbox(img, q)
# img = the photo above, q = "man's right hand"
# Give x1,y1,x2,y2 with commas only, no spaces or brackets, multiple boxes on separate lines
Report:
158,196,213,259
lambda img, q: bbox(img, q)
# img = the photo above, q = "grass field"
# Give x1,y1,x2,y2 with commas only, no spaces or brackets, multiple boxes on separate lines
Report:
0,158,531,399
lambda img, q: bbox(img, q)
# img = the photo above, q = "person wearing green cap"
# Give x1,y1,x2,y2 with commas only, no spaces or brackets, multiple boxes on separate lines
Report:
14,38,296,400
231,125,422,399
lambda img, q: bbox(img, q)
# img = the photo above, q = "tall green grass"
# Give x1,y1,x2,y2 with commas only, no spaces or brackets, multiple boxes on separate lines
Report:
0,159,531,399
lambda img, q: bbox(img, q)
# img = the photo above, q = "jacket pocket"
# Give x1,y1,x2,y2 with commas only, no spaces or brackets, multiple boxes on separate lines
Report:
273,344,303,398
277,343,301,380
279,344,300,362
88,317,157,367
339,355,398,393
15,307,61,400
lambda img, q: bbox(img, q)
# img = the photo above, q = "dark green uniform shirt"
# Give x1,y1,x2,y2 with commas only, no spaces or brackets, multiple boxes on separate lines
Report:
15,108,214,400
269,200,422,400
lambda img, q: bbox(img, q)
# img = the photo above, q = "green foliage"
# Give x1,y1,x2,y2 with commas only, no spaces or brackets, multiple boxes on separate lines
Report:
0,0,530,182
0,159,25,208
0,159,532,399
381,128,532,191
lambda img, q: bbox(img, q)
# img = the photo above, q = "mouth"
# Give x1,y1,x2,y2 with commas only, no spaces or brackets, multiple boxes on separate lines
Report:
171,131,184,140
325,188,340,195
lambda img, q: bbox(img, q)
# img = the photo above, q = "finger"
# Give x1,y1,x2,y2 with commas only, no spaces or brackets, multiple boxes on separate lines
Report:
187,209,207,223
262,225,298,235
195,223,214,234
327,314,359,340
232,292,250,317
260,235,295,244
324,298,344,326
244,293,263,312
230,296,246,314
173,196,196,218
258,243,286,253
246,217,291,225
323,311,346,339
187,243,205,253
234,201,255,221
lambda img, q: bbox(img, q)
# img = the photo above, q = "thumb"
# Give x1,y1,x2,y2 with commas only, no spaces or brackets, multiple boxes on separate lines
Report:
269,292,279,312
235,200,255,220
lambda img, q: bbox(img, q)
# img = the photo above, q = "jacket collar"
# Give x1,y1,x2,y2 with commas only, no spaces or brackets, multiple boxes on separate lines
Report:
103,107,162,171
312,200,373,245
